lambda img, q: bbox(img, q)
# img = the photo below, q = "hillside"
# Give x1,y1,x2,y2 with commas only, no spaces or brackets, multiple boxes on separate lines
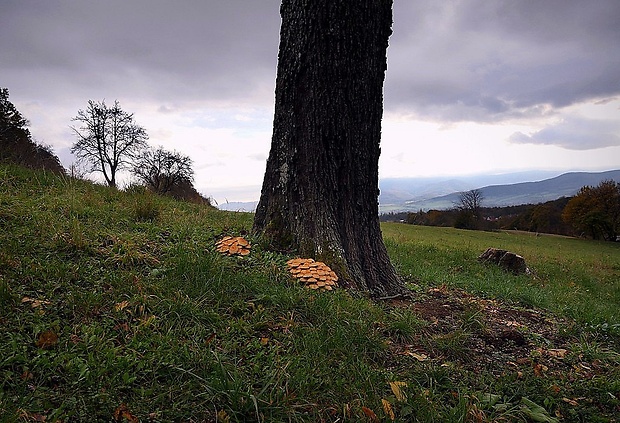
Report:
391,169,620,211
1,165,618,422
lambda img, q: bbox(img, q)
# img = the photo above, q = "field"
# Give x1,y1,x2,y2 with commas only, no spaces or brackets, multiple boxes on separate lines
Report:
382,224,620,331
1,165,619,422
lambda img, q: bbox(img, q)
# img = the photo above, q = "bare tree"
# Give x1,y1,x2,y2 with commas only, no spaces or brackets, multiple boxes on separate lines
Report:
253,0,407,298
71,100,148,188
454,189,484,229
131,147,194,195
457,189,484,217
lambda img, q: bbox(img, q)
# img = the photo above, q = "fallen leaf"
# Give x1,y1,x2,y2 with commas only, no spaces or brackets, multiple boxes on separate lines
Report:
562,397,579,406
533,363,548,377
21,297,51,308
381,399,395,421
389,381,407,402
35,330,58,349
216,409,231,423
550,384,561,394
361,406,378,422
113,403,138,423
115,300,130,312
18,410,47,422
260,337,269,346
406,352,428,361
547,349,568,359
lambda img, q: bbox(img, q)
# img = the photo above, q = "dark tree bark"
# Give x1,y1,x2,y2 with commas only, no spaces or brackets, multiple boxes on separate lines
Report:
253,0,408,298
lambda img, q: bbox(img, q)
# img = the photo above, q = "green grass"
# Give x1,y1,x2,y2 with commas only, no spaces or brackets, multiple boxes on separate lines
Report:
1,164,619,422
382,223,620,332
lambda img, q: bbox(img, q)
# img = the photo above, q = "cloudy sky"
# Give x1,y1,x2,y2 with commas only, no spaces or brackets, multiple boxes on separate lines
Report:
2,1,619,202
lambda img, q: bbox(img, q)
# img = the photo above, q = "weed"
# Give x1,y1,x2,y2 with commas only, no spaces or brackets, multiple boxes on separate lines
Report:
384,308,426,343
133,194,161,222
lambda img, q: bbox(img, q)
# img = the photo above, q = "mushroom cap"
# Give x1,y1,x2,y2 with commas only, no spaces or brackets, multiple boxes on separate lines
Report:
286,258,338,291
215,236,252,257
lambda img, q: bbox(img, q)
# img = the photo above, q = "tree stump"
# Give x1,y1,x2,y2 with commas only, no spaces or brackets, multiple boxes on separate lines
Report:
478,248,529,275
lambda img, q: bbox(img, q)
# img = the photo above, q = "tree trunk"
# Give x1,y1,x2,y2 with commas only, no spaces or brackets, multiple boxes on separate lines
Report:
253,0,408,298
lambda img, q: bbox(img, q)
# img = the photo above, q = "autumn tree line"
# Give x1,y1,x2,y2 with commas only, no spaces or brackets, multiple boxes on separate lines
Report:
383,183,620,242
1,89,207,204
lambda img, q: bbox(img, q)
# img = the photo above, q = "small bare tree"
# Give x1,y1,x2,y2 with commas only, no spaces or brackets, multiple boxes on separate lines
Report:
458,189,484,217
131,147,194,195
455,189,484,229
71,100,148,188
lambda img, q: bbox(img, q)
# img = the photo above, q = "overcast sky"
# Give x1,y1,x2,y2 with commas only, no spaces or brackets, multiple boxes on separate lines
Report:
2,1,619,202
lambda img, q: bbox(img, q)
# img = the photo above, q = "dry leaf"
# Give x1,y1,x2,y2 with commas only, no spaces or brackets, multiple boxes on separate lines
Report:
35,330,58,349
21,296,51,308
216,409,231,423
115,300,130,311
381,399,395,421
389,381,408,402
18,410,47,422
533,363,548,377
547,348,568,359
407,352,428,361
113,403,139,423
562,397,579,406
260,337,269,346
361,406,378,422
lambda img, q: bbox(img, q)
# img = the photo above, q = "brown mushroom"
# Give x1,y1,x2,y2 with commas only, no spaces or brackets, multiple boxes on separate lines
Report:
286,258,338,291
215,236,252,257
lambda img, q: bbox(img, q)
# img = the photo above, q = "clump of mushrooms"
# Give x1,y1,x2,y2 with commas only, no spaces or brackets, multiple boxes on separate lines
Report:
286,258,338,291
216,236,251,256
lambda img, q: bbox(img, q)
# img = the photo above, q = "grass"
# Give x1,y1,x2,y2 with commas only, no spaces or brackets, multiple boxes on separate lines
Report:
1,164,619,422
382,223,620,332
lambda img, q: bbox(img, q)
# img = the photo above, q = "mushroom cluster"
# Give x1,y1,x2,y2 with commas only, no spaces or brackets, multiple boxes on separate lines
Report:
216,236,251,256
286,258,338,291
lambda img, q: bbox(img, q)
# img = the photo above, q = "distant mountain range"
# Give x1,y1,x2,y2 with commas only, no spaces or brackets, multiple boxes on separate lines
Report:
216,169,620,213
218,201,258,212
380,169,620,213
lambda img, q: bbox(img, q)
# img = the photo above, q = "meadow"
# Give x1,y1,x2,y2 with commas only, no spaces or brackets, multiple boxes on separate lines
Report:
1,164,618,422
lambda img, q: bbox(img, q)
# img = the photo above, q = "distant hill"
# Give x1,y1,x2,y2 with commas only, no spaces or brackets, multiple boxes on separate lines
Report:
378,170,562,212
383,170,620,212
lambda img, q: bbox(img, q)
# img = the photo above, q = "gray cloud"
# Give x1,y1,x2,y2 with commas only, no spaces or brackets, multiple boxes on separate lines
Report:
387,0,620,122
2,0,619,155
1,0,281,106
509,117,620,150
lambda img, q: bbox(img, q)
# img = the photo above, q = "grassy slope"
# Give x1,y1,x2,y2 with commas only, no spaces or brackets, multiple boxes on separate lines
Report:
383,224,620,330
1,165,618,422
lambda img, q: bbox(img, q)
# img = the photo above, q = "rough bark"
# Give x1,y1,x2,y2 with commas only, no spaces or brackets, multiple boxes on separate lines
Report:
253,0,408,298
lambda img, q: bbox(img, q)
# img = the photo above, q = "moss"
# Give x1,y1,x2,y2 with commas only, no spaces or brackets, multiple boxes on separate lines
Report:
259,213,297,253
